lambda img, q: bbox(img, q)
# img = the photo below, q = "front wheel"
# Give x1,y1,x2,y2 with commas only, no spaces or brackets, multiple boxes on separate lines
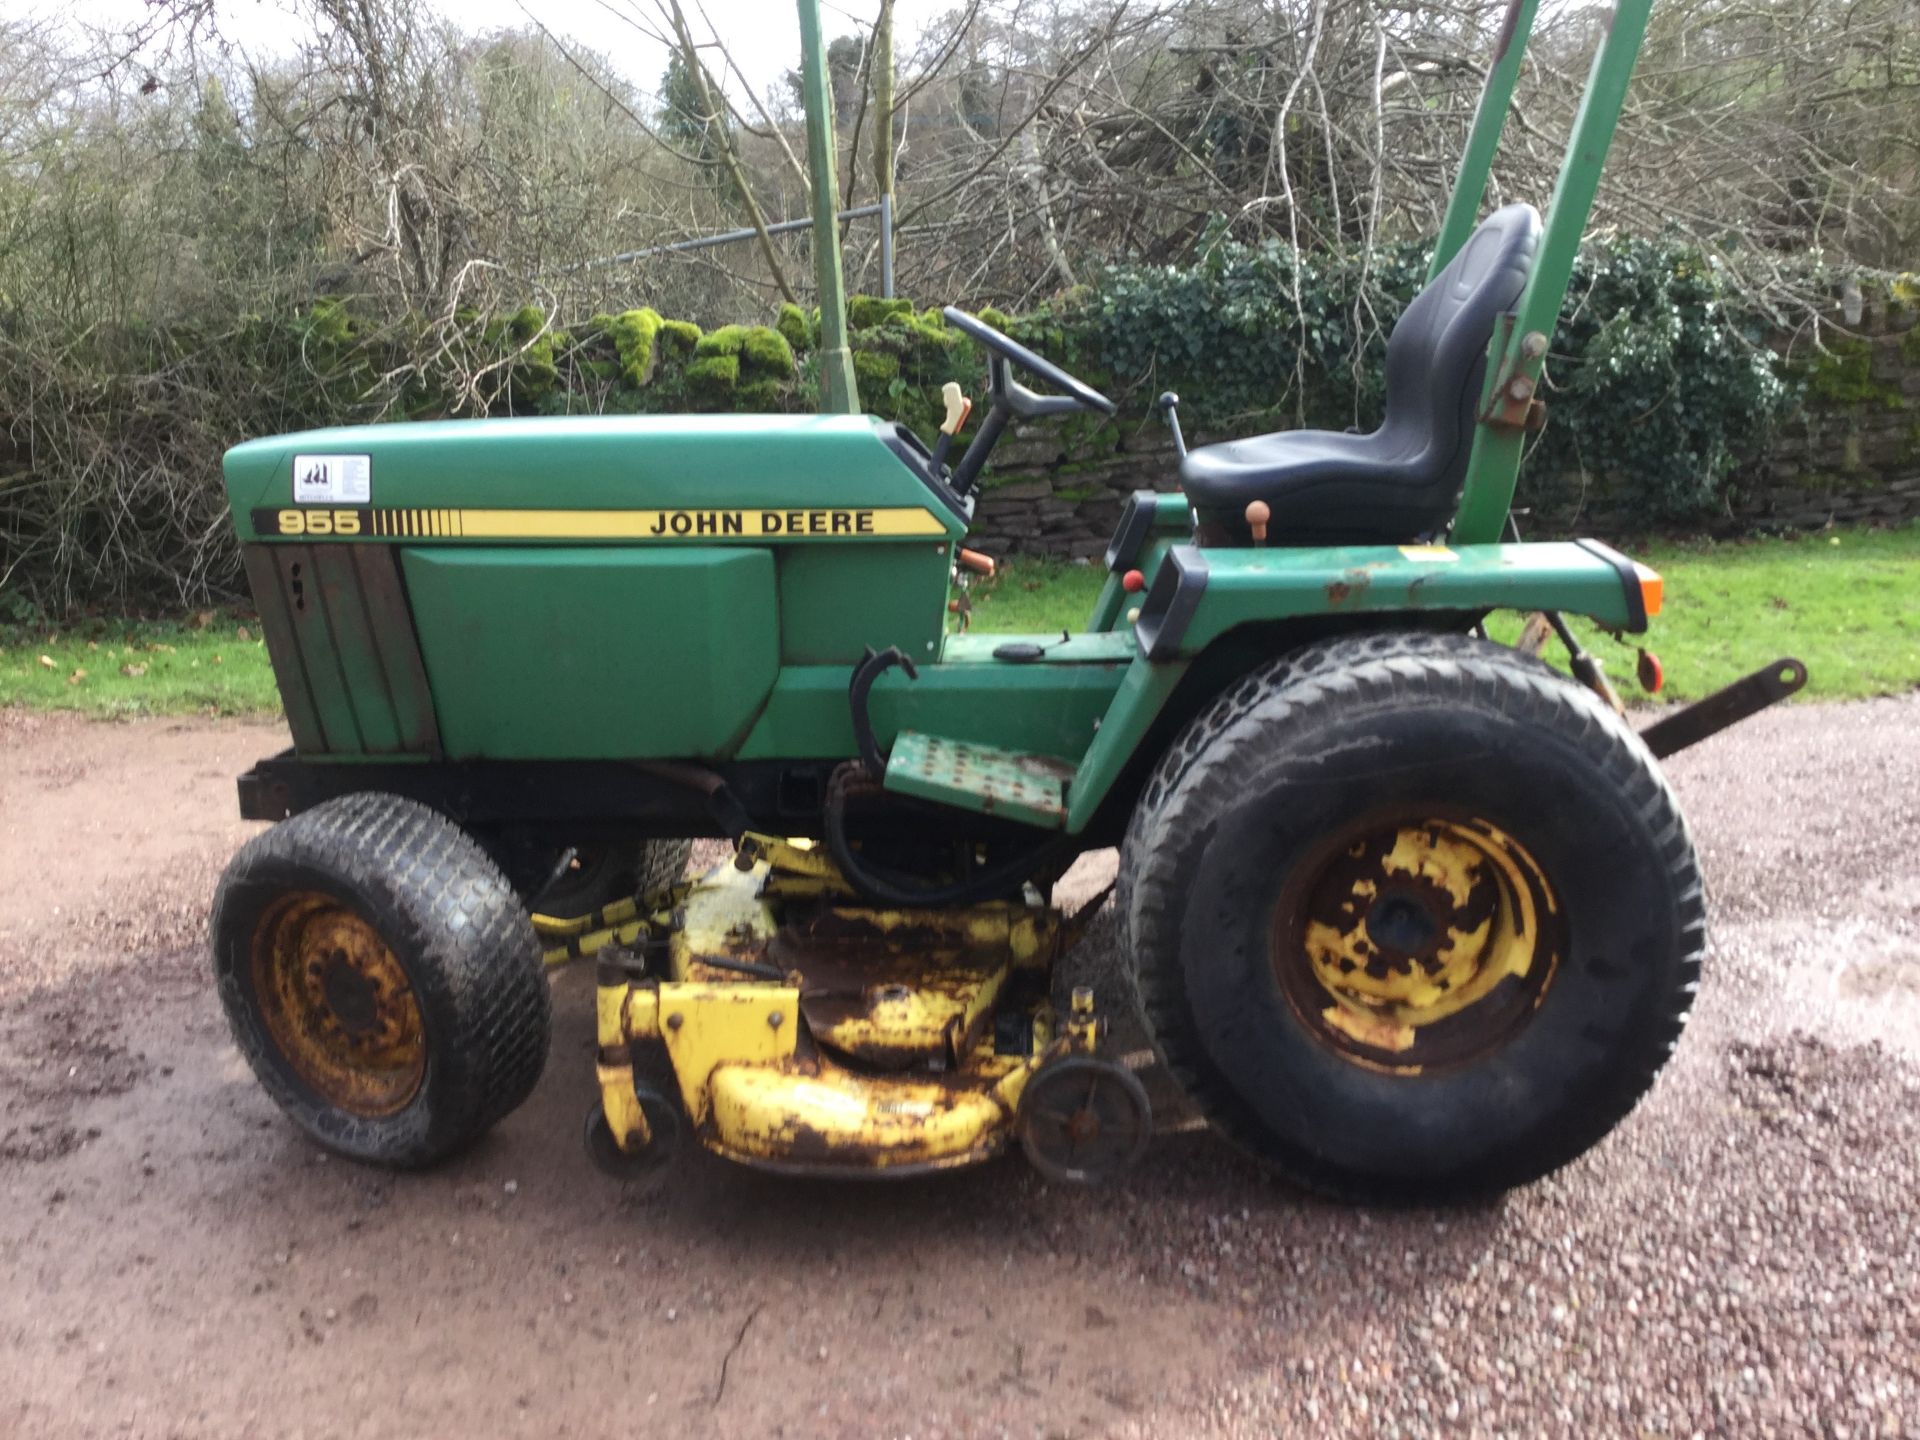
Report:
1121,633,1704,1202
210,792,550,1167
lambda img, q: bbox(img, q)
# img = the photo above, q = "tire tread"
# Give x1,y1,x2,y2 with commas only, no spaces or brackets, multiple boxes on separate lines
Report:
211,792,549,1166
1118,631,1706,1201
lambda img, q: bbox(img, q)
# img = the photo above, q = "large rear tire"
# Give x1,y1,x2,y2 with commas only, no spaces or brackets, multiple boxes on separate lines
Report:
1120,632,1704,1202
210,792,549,1168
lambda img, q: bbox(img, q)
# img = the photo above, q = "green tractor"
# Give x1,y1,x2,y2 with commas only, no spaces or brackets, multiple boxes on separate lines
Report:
207,0,1800,1200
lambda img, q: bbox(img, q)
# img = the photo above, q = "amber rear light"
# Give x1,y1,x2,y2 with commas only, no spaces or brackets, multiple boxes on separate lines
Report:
1633,562,1664,618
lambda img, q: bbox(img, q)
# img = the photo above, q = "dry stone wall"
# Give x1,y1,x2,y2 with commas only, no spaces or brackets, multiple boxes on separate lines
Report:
968,305,1920,557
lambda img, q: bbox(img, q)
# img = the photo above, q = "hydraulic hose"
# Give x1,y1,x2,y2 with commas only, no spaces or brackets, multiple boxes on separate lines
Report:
822,763,1070,909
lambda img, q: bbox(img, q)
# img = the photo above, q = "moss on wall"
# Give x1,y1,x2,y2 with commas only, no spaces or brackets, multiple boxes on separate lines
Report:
600,308,664,388
776,303,813,352
1803,338,1903,409
660,319,702,358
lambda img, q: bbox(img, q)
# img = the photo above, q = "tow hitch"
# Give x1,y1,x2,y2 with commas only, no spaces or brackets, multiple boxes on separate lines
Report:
1642,658,1808,759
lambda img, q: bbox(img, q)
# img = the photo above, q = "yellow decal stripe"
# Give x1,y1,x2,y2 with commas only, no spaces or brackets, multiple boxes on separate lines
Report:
450,508,950,540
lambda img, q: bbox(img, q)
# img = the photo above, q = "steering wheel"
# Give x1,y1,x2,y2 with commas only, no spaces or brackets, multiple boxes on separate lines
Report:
943,307,1116,417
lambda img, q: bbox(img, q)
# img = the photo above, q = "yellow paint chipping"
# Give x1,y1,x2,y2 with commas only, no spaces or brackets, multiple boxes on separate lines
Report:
586,836,1097,1175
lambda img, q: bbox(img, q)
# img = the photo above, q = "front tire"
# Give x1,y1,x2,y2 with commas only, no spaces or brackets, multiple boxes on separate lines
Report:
211,792,550,1168
1121,633,1704,1202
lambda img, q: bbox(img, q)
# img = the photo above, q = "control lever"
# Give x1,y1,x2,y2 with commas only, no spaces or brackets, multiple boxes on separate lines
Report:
1158,392,1187,460
930,381,974,475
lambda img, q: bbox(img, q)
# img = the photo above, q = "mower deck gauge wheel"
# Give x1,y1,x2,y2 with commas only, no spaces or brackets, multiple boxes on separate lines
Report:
584,1087,681,1178
1017,1056,1152,1185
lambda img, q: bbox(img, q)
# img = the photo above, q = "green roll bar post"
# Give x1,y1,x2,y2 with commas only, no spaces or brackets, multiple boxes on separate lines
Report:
796,0,860,415
1440,0,1657,543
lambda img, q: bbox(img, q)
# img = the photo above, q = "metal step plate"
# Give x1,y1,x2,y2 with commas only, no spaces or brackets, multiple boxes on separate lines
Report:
883,731,1072,829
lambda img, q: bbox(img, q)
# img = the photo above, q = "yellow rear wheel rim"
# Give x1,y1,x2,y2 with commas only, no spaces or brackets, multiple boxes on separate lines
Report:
249,891,427,1116
1274,815,1561,1074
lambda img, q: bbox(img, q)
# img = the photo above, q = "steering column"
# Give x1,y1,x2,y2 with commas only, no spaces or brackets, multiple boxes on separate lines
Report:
941,307,1115,499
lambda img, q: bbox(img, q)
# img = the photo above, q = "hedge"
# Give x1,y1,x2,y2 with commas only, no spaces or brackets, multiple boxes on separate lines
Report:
1,231,1872,615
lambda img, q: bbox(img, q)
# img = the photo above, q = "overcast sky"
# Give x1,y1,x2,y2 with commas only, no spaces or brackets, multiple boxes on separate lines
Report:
39,0,954,108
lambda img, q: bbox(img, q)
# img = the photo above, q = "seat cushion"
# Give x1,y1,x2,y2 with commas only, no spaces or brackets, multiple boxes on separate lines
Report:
1178,427,1456,544
1179,203,1541,545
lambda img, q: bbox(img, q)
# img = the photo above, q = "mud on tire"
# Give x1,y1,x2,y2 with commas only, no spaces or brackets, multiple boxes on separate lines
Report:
210,792,550,1168
1119,632,1706,1202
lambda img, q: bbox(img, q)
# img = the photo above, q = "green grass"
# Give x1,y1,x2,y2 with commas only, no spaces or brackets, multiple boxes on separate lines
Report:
1507,525,1920,702
960,561,1109,634
0,610,280,716
2,525,1914,717
961,524,1920,702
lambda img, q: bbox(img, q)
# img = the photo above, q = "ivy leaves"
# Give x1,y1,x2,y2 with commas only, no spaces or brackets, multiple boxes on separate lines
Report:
1046,228,1790,520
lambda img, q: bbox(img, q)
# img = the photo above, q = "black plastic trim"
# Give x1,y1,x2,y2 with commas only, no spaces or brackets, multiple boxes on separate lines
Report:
1104,491,1162,574
1134,545,1209,661
878,422,973,523
1574,537,1648,633
239,750,730,834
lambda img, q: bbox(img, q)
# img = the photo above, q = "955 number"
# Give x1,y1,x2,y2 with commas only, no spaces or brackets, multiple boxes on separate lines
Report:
274,508,361,536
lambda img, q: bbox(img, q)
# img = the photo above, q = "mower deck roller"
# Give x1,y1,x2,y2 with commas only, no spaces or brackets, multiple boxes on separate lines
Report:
210,0,1803,1201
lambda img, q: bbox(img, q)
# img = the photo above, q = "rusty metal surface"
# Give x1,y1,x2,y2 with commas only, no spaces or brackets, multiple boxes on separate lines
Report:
248,890,426,1116
585,834,1105,1176
777,919,1009,1070
1275,816,1561,1073
1642,657,1808,760
704,1045,1025,1171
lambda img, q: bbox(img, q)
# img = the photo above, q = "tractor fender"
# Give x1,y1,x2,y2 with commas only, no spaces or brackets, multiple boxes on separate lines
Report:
1063,538,1658,834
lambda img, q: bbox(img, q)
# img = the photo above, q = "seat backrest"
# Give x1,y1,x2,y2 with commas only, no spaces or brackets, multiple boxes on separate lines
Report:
1379,203,1541,492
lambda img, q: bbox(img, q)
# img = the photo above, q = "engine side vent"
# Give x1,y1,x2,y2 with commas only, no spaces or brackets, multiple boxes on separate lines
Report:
242,543,442,758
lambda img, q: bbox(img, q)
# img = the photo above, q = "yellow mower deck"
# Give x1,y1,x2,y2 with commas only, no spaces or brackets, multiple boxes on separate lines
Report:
545,837,1125,1179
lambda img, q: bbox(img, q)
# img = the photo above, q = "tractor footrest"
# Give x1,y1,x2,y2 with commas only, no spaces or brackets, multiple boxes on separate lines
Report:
883,732,1072,829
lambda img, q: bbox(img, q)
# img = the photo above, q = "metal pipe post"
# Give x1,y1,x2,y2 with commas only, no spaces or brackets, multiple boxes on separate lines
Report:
569,206,881,273
879,192,895,299
797,0,859,414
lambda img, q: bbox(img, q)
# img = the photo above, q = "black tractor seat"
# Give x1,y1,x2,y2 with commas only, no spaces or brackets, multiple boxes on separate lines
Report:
1181,203,1542,545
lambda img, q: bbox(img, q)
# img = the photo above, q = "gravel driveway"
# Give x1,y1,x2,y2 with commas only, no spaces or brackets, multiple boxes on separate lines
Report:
1,699,1915,1439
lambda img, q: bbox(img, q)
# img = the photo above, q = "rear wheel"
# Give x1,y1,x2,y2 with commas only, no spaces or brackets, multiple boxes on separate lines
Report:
533,839,694,919
211,792,549,1167
480,835,694,920
1121,633,1704,1202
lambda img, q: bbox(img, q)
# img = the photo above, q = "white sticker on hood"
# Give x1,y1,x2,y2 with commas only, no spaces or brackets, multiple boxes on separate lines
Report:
292,454,372,504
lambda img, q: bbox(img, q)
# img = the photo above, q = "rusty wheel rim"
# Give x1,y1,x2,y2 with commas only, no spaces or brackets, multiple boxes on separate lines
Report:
249,891,426,1116
1272,814,1561,1074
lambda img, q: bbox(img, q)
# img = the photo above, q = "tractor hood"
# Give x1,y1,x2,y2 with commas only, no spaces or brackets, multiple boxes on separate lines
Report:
223,413,967,544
